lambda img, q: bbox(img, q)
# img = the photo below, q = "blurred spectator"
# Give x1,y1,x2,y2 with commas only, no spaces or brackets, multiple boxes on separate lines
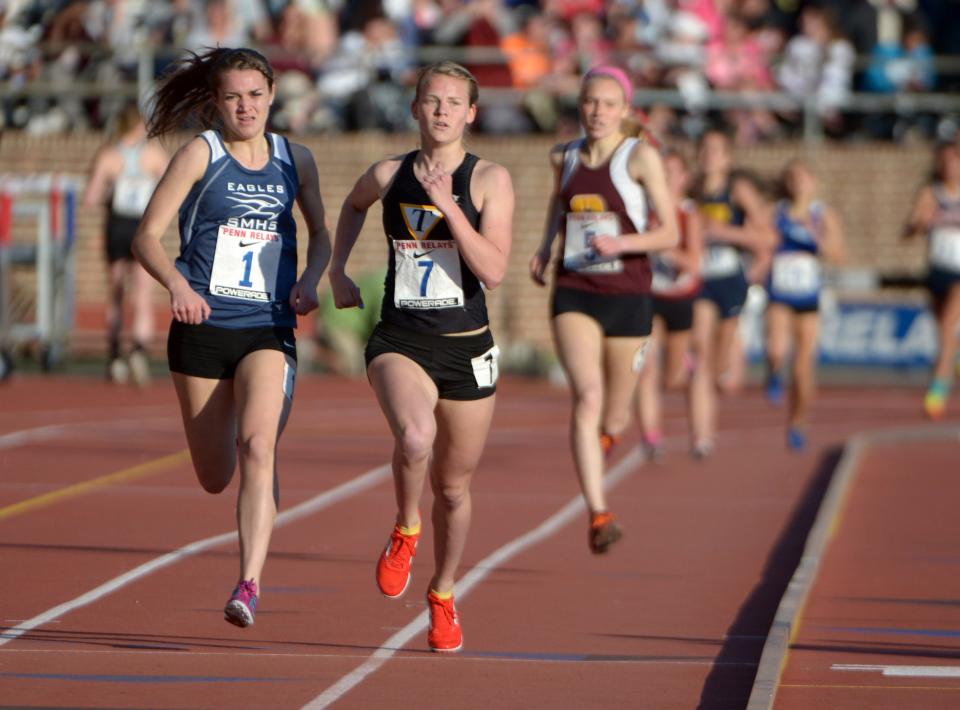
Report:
864,15,935,93
261,1,338,133
181,0,251,52
862,5,936,139
551,11,613,88
705,12,779,143
316,14,416,131
777,4,855,136
0,0,955,139
500,4,556,130
501,4,550,90
432,0,533,133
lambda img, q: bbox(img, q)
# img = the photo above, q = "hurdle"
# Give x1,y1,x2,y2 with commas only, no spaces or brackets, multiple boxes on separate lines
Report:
0,174,80,378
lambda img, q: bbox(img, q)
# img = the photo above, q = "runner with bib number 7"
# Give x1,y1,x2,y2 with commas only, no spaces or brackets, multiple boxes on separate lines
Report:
763,159,845,450
329,61,515,654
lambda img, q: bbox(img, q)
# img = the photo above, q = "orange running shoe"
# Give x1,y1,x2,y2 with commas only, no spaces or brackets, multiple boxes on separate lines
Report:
427,591,463,653
589,511,623,554
600,432,621,459
375,523,419,598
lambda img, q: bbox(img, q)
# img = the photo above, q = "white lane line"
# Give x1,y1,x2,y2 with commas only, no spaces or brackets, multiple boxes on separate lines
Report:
833,664,960,678
303,446,646,710
0,463,391,647
0,424,70,450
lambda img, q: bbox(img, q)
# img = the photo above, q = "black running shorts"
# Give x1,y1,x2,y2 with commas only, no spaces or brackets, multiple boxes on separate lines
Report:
105,212,139,263
551,286,653,337
364,321,499,401
653,296,695,333
168,320,297,380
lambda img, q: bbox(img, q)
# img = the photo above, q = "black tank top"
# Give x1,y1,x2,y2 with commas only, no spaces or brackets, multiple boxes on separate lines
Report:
380,151,488,334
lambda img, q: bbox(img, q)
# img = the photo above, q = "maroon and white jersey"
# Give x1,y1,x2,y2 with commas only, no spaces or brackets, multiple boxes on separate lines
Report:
554,137,653,295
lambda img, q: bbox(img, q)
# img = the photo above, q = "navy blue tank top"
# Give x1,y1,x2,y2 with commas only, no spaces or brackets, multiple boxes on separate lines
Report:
176,130,300,328
767,200,823,305
379,151,488,334
697,183,745,283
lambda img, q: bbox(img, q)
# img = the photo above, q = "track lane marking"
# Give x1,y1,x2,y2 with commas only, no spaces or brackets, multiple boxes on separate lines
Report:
0,463,391,647
0,450,191,522
0,424,70,450
781,683,960,691
833,664,960,678
303,446,646,709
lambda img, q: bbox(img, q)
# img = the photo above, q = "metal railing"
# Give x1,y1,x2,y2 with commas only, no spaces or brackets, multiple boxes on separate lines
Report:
2,43,960,141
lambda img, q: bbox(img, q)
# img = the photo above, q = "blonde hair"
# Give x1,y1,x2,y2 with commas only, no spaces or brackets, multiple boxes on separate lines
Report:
414,61,479,106
113,102,143,138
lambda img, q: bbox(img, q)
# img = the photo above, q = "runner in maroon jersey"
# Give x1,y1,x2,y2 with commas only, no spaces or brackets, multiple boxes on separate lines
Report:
529,66,678,553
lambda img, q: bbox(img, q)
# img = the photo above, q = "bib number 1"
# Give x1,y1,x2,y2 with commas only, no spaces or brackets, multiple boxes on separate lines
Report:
209,224,282,302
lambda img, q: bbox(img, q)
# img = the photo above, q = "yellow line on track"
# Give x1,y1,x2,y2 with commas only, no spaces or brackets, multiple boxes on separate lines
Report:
0,449,190,522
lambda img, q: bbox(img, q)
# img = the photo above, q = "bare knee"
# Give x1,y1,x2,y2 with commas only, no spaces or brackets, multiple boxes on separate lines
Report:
396,420,435,465
193,459,234,494
572,383,603,421
432,477,471,512
238,432,277,478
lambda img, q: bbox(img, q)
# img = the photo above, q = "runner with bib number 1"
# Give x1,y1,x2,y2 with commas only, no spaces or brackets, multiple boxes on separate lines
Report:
132,48,333,629
329,61,515,654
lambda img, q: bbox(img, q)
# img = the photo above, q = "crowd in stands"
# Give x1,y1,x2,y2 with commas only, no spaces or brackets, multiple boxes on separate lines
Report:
1,0,959,142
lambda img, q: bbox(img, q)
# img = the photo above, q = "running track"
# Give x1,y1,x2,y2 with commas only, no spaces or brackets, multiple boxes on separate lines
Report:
0,374,954,709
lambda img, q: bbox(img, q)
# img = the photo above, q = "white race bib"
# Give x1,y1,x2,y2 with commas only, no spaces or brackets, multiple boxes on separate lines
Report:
703,244,741,278
111,175,156,217
471,344,500,388
563,212,623,274
393,239,464,310
929,227,960,272
209,224,282,302
771,252,821,297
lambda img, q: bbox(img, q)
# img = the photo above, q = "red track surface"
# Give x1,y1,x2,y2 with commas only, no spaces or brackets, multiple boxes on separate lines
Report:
0,374,949,709
777,437,960,710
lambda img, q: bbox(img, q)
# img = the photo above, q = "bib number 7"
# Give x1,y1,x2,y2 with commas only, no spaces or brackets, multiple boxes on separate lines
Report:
418,260,434,297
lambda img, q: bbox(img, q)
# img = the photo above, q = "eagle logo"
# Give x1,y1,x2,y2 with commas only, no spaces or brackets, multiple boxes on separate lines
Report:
226,194,284,219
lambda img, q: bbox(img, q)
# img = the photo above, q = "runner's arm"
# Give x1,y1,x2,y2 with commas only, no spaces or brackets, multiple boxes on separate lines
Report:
902,185,936,241
820,204,846,264
530,144,565,286
329,160,395,308
289,143,332,315
592,142,678,256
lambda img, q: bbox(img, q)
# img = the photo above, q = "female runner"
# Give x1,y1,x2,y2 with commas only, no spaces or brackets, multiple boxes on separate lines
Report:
689,130,774,457
530,65,677,553
903,141,960,419
764,159,845,449
636,150,704,461
132,47,331,627
329,61,515,653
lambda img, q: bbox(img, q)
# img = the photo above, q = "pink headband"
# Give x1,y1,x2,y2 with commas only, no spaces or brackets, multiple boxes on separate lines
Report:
583,65,634,105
